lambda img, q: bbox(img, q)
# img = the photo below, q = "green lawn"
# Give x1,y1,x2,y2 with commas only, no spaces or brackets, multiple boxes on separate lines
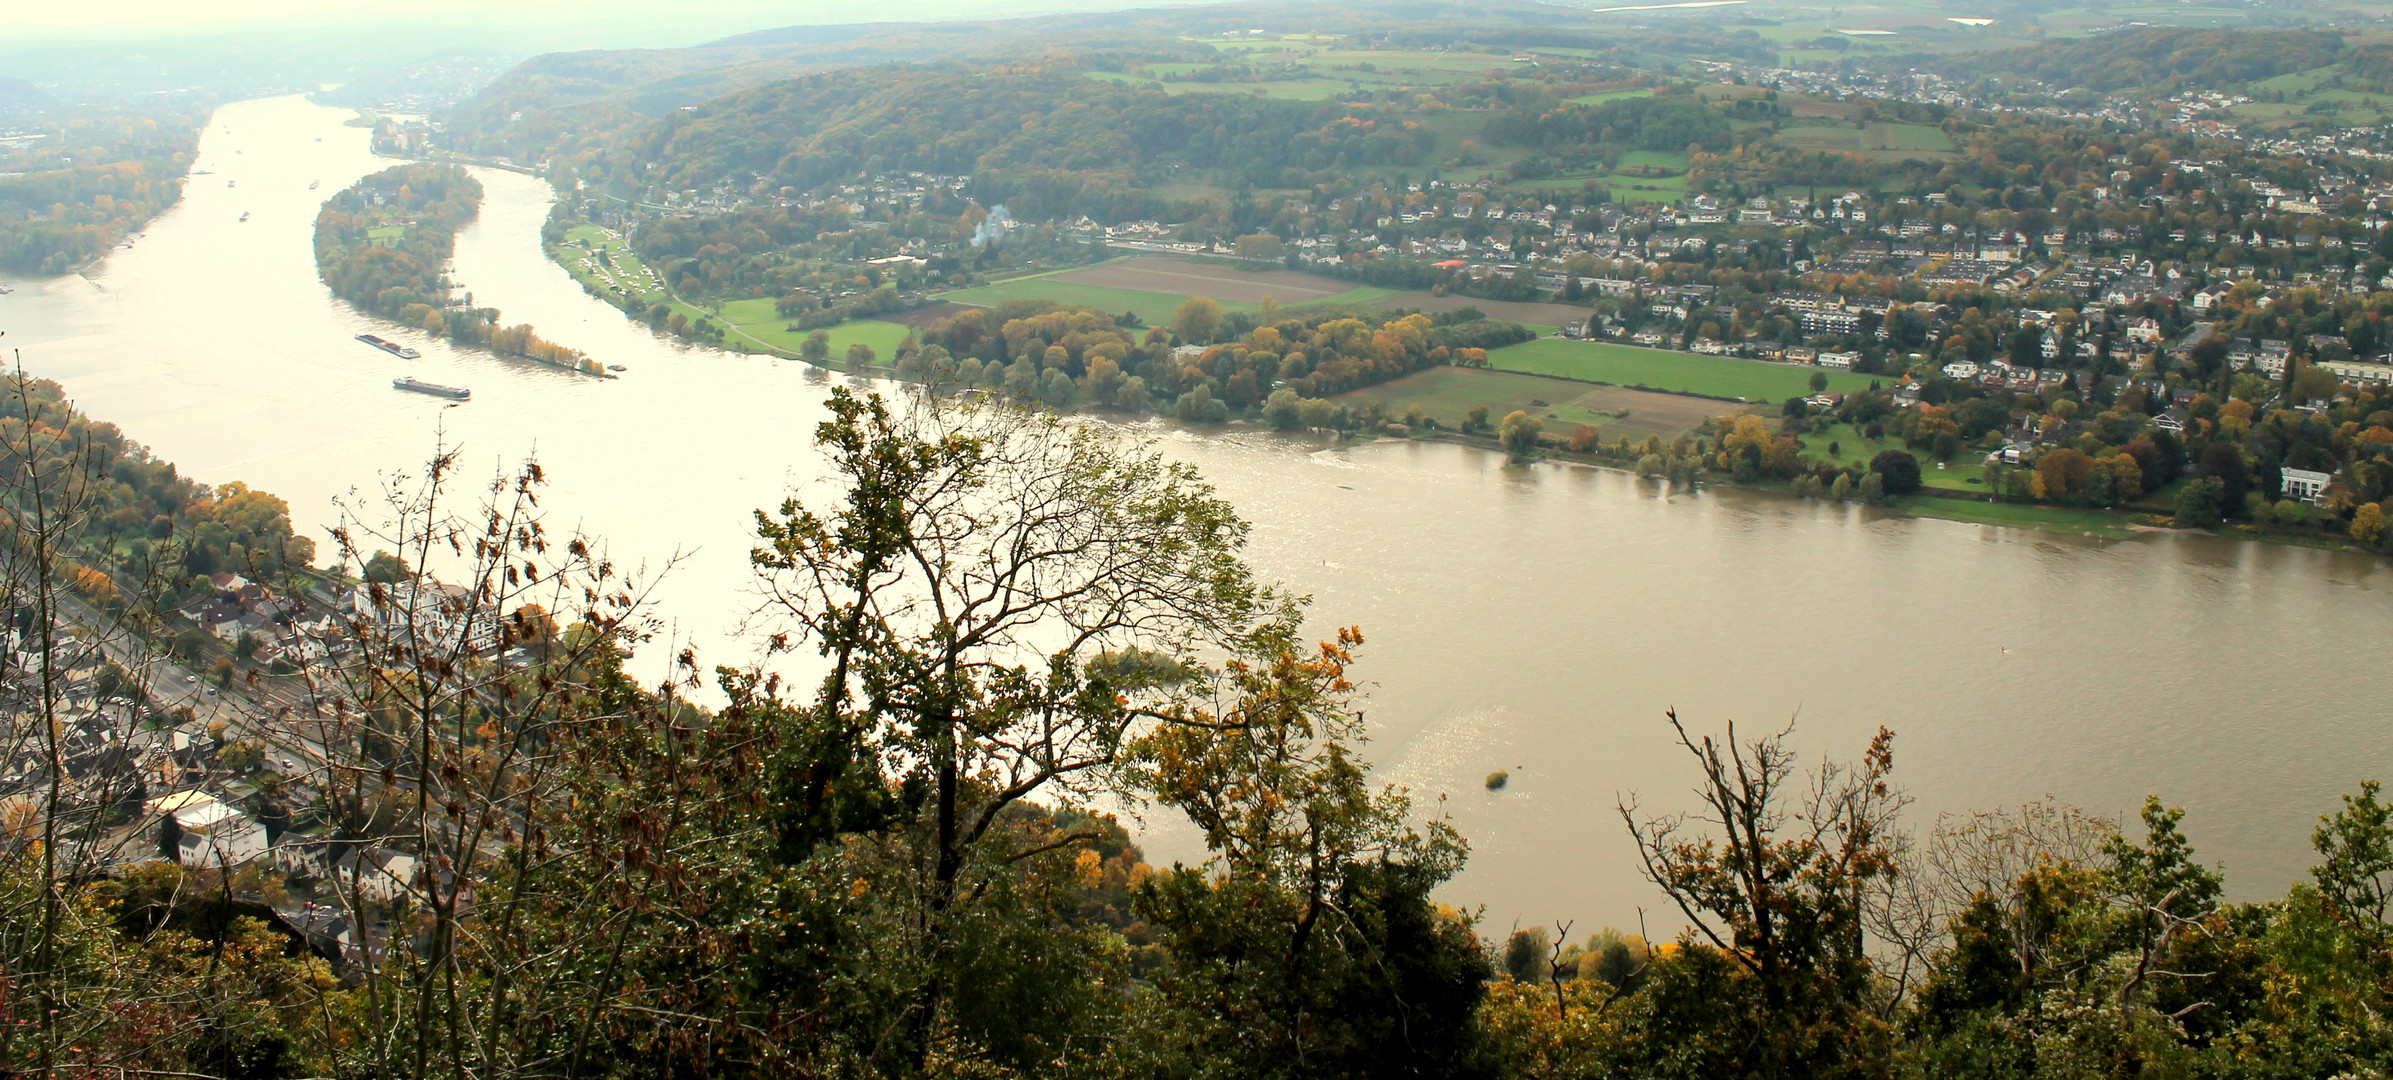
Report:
1614,150,1689,170
736,319,914,361
368,225,406,246
1798,423,1986,492
1488,339,1877,401
1902,497,2140,540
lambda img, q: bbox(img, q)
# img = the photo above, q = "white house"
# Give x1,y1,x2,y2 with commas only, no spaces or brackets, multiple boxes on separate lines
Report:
154,791,268,869
2281,467,2332,504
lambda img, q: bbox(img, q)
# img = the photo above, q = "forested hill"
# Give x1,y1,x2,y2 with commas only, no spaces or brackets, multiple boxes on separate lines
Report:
1911,27,2349,96
442,0,1638,163
596,63,1438,213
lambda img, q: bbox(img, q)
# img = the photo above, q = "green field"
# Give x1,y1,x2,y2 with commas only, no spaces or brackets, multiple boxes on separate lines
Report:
1773,122,1953,157
1488,339,1877,401
1799,422,1986,492
1566,87,1655,106
558,226,911,363
1614,150,1690,170
940,270,1394,326
1333,367,1629,431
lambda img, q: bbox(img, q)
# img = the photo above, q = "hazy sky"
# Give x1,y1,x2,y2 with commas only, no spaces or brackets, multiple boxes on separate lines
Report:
1,0,1188,34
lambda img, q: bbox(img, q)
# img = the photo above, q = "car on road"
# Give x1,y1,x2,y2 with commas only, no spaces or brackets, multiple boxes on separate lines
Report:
183,673,196,683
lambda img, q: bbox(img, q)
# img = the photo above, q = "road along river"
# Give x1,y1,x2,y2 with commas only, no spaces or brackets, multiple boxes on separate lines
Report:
4,94,2390,932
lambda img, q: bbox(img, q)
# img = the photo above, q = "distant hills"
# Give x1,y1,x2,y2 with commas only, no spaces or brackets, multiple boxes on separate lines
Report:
0,77,51,115
1902,28,2351,96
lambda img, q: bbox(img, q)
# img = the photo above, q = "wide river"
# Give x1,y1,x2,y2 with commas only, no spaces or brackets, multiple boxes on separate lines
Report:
4,94,2388,932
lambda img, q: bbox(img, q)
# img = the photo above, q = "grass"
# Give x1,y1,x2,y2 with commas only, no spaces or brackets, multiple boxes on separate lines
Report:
1774,123,1953,158
367,225,406,245
1900,496,2141,540
1487,339,1877,402
1566,88,1655,106
557,226,910,362
1333,367,1629,432
1799,423,1986,491
1615,150,1690,171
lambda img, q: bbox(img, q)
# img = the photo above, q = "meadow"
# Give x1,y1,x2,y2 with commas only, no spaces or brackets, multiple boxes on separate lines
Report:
1488,338,1878,401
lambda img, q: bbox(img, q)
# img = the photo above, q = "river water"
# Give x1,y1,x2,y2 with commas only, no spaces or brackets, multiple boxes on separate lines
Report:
4,94,2389,933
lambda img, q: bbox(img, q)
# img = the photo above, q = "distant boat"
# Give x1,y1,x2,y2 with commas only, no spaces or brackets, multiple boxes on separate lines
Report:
238,211,249,222
607,364,627,372
356,333,421,359
227,180,235,187
393,377,469,400
308,179,319,189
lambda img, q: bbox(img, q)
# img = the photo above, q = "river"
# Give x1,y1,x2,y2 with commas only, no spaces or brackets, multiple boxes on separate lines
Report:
3,93,2389,934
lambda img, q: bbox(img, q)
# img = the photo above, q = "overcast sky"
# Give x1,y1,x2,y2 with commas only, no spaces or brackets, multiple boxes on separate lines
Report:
1,0,1192,35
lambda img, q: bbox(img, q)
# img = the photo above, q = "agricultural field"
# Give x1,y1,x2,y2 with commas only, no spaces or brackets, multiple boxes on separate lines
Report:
943,257,1396,325
1564,88,1655,106
1336,367,1736,443
1375,292,1591,329
942,276,1241,327
1050,256,1364,305
1772,122,1955,160
2239,64,2393,129
1488,338,1878,401
1088,43,1526,102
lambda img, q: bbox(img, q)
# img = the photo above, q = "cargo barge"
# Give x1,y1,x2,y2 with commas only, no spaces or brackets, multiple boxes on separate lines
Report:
393,377,469,400
356,334,421,359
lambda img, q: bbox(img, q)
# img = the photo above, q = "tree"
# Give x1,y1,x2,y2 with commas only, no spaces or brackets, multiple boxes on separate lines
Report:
2312,779,2393,955
801,328,831,363
2032,447,2096,503
1464,404,1491,434
845,341,877,367
1809,370,1829,394
1871,449,1922,495
2352,502,2387,548
1235,233,1287,261
1173,296,1225,344
750,388,1269,1068
1129,625,1491,1078
2176,476,2225,528
362,549,406,584
2197,440,2250,509
1619,715,1906,1075
1264,387,1304,430
1499,410,1544,462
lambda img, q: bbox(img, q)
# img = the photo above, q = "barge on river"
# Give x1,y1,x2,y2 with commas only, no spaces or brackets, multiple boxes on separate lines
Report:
356,334,421,359
393,377,469,400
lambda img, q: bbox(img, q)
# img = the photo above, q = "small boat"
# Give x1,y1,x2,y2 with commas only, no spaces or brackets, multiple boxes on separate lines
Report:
393,377,469,400
227,180,235,187
308,179,319,189
238,211,249,222
607,364,627,372
356,334,421,359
